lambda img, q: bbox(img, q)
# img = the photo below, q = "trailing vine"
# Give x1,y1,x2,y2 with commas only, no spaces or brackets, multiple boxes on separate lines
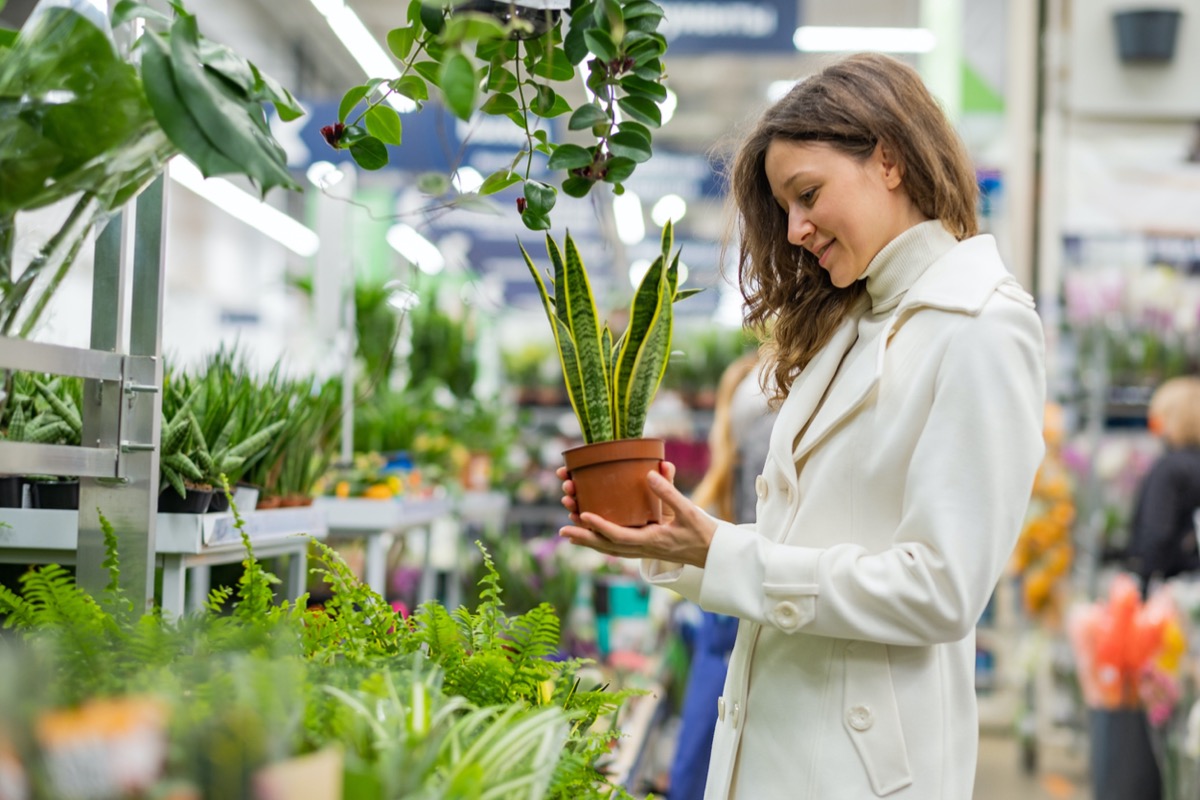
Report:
322,0,669,231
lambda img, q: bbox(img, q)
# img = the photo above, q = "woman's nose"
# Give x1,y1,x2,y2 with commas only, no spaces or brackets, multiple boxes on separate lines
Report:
788,211,814,247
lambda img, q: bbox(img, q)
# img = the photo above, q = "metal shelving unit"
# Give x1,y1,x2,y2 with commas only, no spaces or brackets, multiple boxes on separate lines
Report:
0,178,168,612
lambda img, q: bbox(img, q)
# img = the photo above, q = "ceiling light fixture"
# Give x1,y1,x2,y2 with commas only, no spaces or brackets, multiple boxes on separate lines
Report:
168,157,320,257
651,194,687,227
307,0,416,112
613,192,646,246
793,26,936,54
387,224,445,274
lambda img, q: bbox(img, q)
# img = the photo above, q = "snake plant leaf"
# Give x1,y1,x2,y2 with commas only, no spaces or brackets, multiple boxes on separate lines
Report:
520,241,591,442
613,253,664,438
561,235,612,442
622,265,672,439
544,235,570,330
162,463,186,498
674,287,702,302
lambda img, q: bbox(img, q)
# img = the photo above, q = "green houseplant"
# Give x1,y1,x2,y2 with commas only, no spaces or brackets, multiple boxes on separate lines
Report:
520,220,696,526
323,0,669,231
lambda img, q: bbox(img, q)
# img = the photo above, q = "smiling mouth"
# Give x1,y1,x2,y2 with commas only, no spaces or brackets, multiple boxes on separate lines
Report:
816,240,834,267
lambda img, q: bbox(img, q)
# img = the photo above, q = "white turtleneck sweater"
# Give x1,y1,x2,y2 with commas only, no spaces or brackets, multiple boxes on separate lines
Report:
794,219,958,453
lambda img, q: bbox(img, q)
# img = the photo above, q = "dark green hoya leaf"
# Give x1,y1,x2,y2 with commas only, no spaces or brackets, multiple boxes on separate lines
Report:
387,26,417,60
532,84,558,116
617,95,661,128
391,75,429,102
562,23,588,64
530,51,574,81
365,106,402,145
607,131,651,162
418,2,445,35
479,169,521,196
524,180,556,216
443,12,507,44
619,73,667,101
350,137,388,170
413,60,442,87
546,143,593,170
521,210,551,230
561,175,594,198
568,103,608,131
439,51,477,120
486,65,518,92
602,156,636,182
481,93,520,115
582,29,617,61
338,85,369,124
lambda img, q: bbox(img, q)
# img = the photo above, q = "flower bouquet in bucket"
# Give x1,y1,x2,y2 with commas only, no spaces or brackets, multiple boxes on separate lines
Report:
520,221,697,526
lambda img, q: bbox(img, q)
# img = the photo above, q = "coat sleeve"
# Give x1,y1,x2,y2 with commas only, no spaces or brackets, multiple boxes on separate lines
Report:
661,299,1046,646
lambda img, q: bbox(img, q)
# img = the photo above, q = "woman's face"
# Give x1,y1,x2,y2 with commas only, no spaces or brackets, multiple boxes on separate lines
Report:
764,139,925,288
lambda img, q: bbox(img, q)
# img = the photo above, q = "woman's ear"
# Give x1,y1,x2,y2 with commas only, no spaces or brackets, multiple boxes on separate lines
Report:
877,142,904,190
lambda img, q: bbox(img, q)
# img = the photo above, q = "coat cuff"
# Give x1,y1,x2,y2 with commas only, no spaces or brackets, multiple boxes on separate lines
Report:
699,523,823,633
640,558,704,603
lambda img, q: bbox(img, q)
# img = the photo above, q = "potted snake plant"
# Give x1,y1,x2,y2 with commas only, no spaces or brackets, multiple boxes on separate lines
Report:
520,220,697,526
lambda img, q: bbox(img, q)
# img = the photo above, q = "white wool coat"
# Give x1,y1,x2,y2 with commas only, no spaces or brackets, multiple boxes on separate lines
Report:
644,235,1046,799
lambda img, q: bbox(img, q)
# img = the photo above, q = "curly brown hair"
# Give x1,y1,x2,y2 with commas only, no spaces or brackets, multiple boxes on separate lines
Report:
728,53,979,405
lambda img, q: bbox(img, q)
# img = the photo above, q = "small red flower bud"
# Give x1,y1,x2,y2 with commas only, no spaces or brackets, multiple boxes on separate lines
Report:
320,122,345,148
516,197,527,213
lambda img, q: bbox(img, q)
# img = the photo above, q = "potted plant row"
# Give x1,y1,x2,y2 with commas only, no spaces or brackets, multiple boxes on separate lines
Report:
521,221,697,526
0,373,83,509
0,507,644,799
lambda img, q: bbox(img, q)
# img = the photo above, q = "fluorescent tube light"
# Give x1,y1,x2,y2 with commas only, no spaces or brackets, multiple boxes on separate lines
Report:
793,26,936,54
387,224,445,274
308,0,416,112
168,157,320,257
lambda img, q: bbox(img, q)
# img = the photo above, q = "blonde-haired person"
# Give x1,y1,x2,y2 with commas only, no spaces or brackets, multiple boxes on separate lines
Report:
671,353,775,800
1127,376,1200,592
558,52,1045,800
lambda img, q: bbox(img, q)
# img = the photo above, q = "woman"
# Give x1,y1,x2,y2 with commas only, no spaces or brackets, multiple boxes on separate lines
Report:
558,52,1046,799
1127,375,1200,592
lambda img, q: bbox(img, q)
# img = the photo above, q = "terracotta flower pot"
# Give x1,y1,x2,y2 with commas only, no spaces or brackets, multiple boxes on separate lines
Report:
563,438,664,527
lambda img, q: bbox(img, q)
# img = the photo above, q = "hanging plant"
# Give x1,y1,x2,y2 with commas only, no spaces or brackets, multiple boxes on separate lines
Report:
324,0,669,230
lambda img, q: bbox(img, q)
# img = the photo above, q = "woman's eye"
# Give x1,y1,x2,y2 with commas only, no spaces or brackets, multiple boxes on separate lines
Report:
799,189,816,205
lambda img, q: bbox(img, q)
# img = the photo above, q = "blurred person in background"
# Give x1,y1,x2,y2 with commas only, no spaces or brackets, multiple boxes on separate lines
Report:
1127,375,1200,593
670,353,775,800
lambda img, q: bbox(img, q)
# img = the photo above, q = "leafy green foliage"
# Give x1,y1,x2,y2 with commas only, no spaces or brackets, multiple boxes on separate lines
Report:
325,0,669,230
522,221,697,442
0,506,642,798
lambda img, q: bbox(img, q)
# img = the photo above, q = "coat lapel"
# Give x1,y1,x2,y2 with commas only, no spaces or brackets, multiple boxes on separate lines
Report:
767,304,864,480
791,327,884,462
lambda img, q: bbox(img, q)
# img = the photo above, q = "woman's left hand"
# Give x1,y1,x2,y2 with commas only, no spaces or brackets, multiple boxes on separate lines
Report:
556,466,718,568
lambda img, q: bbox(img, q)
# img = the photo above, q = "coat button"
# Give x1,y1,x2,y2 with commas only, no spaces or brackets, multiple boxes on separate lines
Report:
847,705,873,732
718,697,726,721
754,475,768,500
773,601,801,631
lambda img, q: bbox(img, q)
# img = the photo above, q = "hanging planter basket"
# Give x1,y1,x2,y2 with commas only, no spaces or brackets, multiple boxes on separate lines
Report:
563,438,665,528
1112,8,1183,63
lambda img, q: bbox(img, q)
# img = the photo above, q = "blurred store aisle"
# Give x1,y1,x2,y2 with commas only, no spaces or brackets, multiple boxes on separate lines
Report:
975,733,1089,800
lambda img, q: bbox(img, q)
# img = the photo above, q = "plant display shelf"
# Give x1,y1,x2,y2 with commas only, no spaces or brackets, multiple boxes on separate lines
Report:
314,491,510,606
0,506,326,618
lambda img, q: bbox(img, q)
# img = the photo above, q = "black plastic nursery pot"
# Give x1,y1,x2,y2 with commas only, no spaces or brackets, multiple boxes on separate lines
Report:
158,486,213,514
207,490,230,513
1113,8,1182,63
0,476,22,508
29,479,80,510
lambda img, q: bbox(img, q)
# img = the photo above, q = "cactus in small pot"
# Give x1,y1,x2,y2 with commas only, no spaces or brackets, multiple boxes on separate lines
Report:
520,220,697,526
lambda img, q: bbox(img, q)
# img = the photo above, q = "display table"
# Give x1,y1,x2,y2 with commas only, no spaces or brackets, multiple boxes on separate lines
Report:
313,495,452,600
314,491,510,606
0,507,327,618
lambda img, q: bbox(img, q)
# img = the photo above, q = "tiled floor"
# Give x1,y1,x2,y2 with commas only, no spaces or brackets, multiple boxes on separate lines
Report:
975,732,1090,800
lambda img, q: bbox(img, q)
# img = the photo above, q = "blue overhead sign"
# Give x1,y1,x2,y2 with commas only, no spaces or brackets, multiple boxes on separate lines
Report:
656,0,799,55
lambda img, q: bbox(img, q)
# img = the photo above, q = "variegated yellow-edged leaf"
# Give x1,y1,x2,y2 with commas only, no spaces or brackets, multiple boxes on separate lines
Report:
622,267,672,438
613,254,666,438
520,241,591,442
560,234,612,442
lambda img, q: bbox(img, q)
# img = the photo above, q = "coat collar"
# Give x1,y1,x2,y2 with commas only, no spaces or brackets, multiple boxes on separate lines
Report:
768,235,1016,478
